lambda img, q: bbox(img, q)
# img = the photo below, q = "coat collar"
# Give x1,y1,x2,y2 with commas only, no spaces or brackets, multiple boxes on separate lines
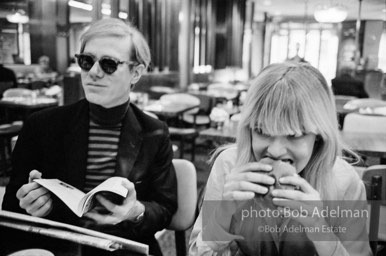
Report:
63,100,143,190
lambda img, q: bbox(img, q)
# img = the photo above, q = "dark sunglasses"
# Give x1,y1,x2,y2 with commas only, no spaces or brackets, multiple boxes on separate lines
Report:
75,53,137,75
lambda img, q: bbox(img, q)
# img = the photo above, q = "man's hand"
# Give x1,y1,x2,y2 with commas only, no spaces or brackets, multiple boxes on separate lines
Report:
16,170,53,217
84,179,145,225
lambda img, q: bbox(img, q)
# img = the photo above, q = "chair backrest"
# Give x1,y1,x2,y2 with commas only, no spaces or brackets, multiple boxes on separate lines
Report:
343,113,386,133
191,93,214,115
30,80,46,90
331,77,368,98
361,165,386,255
362,165,386,205
168,159,197,231
364,70,384,99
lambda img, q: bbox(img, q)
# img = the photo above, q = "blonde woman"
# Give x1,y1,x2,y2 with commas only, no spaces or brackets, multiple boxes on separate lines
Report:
189,62,371,256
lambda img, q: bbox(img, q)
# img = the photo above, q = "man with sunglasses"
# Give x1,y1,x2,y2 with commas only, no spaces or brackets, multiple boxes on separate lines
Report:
2,18,177,256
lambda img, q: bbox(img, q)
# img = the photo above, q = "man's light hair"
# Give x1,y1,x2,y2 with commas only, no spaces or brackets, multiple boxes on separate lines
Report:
80,18,151,69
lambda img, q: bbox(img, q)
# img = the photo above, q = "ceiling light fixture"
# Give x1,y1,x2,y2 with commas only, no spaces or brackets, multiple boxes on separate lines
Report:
6,9,29,24
68,0,128,19
314,4,348,23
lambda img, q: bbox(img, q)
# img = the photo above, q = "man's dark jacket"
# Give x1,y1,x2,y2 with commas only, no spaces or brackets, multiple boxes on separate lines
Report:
1,99,177,256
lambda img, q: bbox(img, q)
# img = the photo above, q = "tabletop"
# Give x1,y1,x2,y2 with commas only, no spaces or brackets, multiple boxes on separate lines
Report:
0,97,58,110
143,100,199,119
199,126,386,158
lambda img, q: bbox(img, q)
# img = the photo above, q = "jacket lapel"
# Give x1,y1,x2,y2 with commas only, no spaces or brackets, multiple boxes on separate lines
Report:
116,104,143,178
63,100,89,190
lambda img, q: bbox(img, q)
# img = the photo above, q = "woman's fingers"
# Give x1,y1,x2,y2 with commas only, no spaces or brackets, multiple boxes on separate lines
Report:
232,162,273,174
226,171,275,186
225,180,269,195
279,175,316,195
223,190,255,201
272,189,305,201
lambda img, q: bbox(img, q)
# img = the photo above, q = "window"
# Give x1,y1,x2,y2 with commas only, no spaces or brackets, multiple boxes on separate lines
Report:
270,22,339,85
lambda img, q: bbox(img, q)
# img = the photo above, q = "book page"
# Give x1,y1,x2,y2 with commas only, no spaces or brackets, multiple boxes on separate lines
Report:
34,179,85,217
81,177,129,214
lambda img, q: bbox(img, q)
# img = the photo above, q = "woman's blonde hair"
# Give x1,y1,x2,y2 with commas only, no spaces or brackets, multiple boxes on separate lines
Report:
80,18,151,69
220,62,344,200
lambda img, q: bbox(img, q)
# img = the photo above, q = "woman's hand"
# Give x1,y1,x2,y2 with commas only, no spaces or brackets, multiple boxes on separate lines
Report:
272,176,342,256
16,170,53,217
84,179,145,225
222,162,275,201
271,175,328,236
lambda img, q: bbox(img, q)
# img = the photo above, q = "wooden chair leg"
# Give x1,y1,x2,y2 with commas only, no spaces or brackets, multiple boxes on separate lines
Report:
175,231,186,256
191,139,196,162
0,139,7,176
179,138,185,159
369,175,382,256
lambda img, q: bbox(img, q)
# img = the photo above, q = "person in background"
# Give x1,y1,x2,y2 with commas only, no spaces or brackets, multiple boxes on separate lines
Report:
2,18,177,256
66,57,81,75
331,66,368,98
288,42,307,63
189,62,371,256
33,55,58,83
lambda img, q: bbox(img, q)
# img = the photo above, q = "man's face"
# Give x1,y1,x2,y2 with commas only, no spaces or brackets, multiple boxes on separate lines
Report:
80,35,138,108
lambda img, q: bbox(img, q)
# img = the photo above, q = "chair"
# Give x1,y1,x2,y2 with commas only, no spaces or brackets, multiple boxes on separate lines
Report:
168,159,197,256
331,76,368,98
182,93,214,128
364,70,384,99
29,80,46,90
343,113,386,164
343,113,386,134
160,93,201,161
361,165,386,255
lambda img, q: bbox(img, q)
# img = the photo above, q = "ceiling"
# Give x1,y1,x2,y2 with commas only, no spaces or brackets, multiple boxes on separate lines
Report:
253,0,386,21
0,0,385,23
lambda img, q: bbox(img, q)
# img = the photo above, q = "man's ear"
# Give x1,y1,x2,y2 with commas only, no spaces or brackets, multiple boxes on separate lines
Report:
131,64,145,85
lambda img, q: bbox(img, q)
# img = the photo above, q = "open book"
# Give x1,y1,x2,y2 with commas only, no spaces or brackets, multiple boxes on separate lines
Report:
0,210,149,254
34,177,128,217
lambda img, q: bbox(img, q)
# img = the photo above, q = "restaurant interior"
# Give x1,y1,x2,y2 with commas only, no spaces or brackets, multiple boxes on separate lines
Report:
0,0,386,255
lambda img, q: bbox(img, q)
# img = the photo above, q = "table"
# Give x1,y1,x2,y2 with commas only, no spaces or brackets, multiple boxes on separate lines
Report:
0,97,59,121
0,97,58,109
199,127,386,158
143,100,199,119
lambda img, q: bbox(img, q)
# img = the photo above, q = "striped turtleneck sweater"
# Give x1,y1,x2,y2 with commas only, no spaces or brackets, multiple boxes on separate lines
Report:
84,101,129,193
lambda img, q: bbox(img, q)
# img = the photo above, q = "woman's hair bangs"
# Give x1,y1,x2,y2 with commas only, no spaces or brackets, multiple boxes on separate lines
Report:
248,78,319,137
